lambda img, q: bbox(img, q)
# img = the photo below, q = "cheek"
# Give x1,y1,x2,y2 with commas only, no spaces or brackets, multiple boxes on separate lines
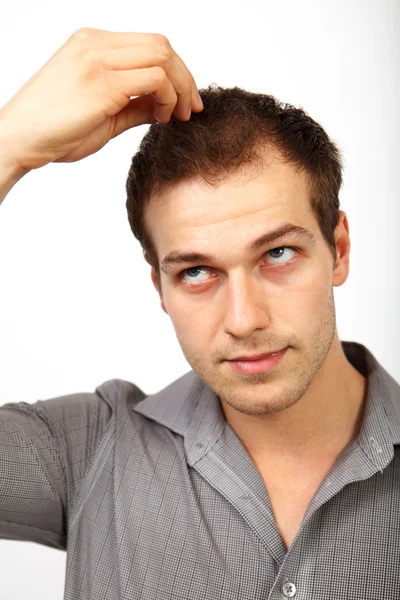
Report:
270,260,331,321
288,266,332,321
164,293,214,338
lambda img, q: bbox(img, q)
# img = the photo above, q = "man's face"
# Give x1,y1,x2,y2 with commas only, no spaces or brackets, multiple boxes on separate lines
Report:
144,153,349,416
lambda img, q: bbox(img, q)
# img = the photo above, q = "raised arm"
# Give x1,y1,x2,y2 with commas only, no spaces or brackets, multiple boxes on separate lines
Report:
0,27,203,205
0,26,203,545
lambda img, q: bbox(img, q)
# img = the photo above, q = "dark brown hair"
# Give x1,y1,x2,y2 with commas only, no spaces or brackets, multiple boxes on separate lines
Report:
126,85,343,295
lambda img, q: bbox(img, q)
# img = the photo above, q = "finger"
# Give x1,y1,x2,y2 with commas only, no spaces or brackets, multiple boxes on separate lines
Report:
170,50,204,113
69,28,174,50
111,95,158,138
65,28,159,59
99,44,201,121
110,67,178,123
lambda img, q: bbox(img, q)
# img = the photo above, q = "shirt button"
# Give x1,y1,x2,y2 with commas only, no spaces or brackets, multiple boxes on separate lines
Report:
282,582,297,597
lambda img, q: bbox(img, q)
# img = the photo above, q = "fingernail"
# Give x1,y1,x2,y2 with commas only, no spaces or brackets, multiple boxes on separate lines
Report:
187,107,192,120
197,93,204,108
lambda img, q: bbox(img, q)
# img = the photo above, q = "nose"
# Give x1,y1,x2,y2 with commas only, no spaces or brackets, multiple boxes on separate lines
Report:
222,271,272,338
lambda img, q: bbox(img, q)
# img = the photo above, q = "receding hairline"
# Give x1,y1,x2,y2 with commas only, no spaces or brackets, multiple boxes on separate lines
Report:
141,150,319,277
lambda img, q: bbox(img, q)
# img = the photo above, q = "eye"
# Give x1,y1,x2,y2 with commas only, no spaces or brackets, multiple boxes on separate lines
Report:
178,266,210,285
177,246,298,286
265,246,297,264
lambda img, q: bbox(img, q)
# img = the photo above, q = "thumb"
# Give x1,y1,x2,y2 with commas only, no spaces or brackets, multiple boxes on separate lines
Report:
111,95,158,138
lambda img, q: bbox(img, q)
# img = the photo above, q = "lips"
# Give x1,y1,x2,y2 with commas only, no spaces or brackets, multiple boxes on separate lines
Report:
227,347,288,374
229,349,285,361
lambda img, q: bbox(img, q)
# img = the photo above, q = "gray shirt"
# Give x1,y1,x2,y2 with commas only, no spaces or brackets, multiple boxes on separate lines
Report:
1,340,399,600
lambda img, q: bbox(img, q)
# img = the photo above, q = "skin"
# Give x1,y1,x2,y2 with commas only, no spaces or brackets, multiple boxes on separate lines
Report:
0,25,365,548
143,151,367,474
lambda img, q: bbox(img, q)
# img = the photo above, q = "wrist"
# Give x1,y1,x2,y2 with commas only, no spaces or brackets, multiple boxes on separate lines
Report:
0,109,31,174
0,150,29,205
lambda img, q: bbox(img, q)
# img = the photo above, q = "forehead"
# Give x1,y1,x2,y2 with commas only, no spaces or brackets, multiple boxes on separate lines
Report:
144,156,317,257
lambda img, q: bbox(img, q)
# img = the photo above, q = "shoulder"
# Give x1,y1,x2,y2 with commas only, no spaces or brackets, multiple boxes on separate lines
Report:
94,378,147,412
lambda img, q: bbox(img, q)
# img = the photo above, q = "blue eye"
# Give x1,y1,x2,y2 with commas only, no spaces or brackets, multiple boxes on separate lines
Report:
267,246,297,264
178,246,298,285
179,266,209,284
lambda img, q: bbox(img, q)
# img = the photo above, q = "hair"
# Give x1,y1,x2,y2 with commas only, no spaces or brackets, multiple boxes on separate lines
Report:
126,85,343,296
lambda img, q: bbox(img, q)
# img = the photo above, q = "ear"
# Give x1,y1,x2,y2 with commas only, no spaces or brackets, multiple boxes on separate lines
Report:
332,210,351,287
144,251,169,314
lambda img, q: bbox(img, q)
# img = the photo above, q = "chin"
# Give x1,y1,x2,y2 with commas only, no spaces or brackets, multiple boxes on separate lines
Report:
220,383,301,416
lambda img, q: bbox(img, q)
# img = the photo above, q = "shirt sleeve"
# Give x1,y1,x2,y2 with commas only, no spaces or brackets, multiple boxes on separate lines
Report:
0,388,113,550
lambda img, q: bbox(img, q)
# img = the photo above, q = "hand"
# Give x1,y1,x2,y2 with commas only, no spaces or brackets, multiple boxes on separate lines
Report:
0,27,204,173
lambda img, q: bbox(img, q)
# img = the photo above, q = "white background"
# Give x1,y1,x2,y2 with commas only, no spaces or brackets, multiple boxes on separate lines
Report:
0,1,399,598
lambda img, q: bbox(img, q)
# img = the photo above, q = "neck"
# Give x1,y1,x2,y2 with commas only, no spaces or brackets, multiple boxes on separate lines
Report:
221,333,368,465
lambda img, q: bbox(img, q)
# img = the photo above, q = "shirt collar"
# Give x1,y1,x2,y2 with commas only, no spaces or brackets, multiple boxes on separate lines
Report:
133,341,400,466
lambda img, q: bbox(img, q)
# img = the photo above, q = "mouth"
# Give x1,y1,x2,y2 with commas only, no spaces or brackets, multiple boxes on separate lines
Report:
227,348,286,361
226,347,288,374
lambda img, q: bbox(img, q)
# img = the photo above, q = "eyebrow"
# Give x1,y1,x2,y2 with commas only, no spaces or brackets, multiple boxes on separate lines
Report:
160,223,318,275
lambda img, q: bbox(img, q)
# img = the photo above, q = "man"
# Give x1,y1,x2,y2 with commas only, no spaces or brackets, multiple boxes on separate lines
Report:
0,27,399,600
